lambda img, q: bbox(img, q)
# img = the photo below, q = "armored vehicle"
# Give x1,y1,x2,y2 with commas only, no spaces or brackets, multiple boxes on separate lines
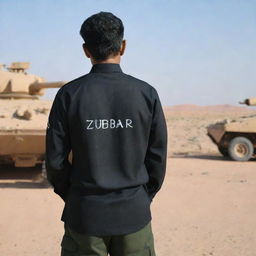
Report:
0,62,65,99
207,98,256,161
0,62,66,167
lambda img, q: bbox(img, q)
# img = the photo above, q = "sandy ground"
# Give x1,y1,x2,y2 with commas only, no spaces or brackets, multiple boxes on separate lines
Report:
1,101,256,255
0,156,256,256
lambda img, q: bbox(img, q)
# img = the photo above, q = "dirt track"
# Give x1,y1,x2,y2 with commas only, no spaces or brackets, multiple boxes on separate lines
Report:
0,156,256,256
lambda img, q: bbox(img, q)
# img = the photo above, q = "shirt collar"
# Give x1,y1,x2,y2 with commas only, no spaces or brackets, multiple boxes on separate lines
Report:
89,63,123,74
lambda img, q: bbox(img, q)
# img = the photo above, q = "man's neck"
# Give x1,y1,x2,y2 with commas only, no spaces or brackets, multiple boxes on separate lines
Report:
91,55,121,65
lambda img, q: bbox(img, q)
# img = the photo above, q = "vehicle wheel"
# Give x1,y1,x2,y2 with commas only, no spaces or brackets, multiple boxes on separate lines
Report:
218,146,229,157
228,137,253,161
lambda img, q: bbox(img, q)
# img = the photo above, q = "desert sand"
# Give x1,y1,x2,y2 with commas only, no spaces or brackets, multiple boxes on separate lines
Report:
0,101,256,256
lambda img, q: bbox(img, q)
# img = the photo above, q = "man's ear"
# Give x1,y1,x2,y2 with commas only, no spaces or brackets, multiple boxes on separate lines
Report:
120,40,126,56
83,43,91,58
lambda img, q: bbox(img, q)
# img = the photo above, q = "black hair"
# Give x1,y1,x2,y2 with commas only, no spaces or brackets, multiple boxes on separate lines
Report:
80,12,124,61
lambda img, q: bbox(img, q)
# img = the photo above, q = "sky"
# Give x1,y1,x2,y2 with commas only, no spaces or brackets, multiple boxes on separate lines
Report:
0,0,256,106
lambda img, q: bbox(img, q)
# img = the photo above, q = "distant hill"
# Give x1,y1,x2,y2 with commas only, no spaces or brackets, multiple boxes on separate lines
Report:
164,104,256,112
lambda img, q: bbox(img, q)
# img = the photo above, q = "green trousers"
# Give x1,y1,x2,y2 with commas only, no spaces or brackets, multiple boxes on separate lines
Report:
61,221,156,256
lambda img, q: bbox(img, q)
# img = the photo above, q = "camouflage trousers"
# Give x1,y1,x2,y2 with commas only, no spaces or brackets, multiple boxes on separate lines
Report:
61,221,156,256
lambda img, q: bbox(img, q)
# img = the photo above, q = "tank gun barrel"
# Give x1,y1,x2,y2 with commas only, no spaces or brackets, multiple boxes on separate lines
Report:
239,98,256,106
29,81,67,95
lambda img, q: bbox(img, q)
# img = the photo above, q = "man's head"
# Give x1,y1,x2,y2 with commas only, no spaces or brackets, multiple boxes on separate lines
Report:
80,12,126,64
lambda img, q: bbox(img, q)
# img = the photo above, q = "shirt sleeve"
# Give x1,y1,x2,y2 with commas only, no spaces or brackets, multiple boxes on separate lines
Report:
45,87,72,202
144,87,168,202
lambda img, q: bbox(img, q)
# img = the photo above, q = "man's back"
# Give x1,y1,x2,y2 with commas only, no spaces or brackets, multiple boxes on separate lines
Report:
45,11,168,256
46,63,167,236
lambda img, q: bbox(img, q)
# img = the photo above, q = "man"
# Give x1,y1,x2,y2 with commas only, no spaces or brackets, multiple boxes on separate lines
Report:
45,11,168,256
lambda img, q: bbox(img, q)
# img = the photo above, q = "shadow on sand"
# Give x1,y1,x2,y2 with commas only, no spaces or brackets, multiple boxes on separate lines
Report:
0,164,51,189
170,153,256,162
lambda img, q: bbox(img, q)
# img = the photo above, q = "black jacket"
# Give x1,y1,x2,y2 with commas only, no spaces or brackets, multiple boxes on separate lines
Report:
45,63,168,236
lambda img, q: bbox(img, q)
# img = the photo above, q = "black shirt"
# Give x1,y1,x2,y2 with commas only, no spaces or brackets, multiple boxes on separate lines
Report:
45,63,168,236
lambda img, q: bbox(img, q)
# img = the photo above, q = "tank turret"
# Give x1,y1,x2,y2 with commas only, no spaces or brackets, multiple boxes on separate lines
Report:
239,98,256,106
0,62,66,99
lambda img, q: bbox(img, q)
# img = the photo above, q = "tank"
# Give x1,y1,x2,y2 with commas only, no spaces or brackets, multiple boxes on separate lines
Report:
0,62,65,99
207,98,256,161
0,62,67,167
